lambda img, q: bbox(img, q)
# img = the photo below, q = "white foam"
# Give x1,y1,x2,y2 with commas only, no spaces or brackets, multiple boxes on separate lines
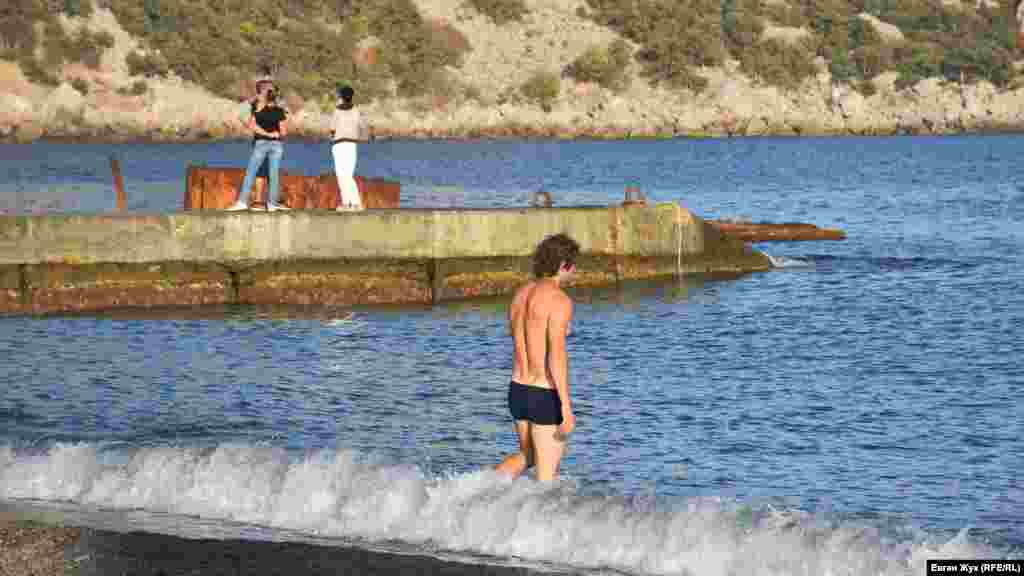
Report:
0,442,1007,575
766,253,813,269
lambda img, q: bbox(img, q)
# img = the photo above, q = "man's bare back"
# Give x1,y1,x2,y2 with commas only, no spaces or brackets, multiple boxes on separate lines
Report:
511,280,569,387
496,233,579,481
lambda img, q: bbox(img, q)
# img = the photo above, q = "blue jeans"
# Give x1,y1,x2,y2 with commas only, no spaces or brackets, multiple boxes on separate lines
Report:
239,140,283,205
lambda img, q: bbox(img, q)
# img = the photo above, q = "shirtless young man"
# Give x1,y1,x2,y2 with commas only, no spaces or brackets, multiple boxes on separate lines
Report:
496,233,580,481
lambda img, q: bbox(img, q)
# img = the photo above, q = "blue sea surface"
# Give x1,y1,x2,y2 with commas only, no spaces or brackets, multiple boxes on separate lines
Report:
0,136,1022,574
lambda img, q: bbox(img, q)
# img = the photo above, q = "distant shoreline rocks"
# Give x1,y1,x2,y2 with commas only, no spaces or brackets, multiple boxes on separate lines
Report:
3,107,1023,145
3,71,1024,144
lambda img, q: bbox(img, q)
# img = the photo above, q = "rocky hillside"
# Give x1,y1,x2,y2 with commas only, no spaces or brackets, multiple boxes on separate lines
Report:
1,0,1024,142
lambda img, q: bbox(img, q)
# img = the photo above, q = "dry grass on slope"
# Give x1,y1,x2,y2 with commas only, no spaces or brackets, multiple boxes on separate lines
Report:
411,0,625,100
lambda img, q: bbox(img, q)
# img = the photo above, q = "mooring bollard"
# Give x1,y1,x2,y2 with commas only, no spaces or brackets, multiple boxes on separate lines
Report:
531,190,553,207
623,185,646,206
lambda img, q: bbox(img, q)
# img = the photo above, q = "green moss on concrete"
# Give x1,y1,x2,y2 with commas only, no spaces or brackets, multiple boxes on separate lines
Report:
0,265,21,291
23,262,230,290
0,265,26,315
237,258,433,306
433,256,529,301
20,261,233,314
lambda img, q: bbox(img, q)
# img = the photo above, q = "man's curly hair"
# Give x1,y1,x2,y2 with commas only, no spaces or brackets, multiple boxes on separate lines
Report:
532,233,580,278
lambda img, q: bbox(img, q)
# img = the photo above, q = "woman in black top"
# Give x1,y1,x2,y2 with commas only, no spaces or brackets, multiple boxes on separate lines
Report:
228,79,290,211
235,92,270,202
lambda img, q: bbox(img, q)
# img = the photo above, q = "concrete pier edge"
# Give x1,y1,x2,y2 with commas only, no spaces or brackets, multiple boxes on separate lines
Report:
0,203,770,315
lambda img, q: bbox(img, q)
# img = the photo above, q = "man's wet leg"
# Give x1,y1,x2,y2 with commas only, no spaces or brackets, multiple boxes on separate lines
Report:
531,424,566,481
496,420,534,478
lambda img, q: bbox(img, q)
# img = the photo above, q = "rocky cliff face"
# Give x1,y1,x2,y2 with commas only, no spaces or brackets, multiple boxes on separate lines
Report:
1,4,1023,143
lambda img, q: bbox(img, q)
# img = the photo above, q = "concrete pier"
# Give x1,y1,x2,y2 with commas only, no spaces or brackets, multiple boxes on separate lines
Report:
0,204,770,315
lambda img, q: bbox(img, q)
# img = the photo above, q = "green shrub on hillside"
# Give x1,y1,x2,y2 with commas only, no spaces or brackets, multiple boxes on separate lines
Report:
367,1,470,97
722,0,765,54
828,16,884,82
828,48,858,83
19,56,59,86
588,0,1020,94
740,37,817,88
645,5,724,85
851,43,896,79
892,41,942,90
464,0,529,24
125,50,169,78
36,17,113,70
117,79,148,96
62,0,93,18
847,16,882,49
5,0,1020,109
70,77,89,94
1,1,43,57
932,1,1015,86
359,0,470,97
0,1,74,89
830,38,889,81
796,0,858,57
941,41,1012,86
976,0,1017,51
586,0,728,91
722,10,764,53
872,0,957,36
101,0,465,101
42,19,70,69
73,28,114,69
103,1,145,36
520,70,560,111
638,23,723,90
564,39,632,91
262,19,357,93
858,78,878,96
764,3,808,28
801,0,852,37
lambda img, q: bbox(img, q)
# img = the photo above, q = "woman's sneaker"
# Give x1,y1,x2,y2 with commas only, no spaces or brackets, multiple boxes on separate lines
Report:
267,202,290,212
225,202,249,211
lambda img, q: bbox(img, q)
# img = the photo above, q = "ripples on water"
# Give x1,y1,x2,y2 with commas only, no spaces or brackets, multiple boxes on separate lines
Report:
1,136,1022,574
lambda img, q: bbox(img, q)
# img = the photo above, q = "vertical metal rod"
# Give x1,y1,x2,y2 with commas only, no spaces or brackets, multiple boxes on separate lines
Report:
110,156,127,211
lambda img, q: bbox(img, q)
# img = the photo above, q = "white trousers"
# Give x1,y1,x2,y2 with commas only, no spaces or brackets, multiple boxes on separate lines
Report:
332,142,361,208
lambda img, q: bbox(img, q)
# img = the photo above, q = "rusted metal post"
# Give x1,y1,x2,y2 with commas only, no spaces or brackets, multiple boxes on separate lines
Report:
182,166,400,210
708,221,847,242
110,156,127,211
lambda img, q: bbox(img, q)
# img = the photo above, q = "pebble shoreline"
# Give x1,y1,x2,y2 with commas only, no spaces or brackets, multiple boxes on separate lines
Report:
0,516,80,576
0,513,564,576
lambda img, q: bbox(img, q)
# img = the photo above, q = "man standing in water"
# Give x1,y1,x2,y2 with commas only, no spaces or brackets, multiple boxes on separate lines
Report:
496,233,579,481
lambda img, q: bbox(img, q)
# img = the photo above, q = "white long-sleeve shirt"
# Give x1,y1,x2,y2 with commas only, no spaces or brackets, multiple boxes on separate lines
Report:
331,107,362,142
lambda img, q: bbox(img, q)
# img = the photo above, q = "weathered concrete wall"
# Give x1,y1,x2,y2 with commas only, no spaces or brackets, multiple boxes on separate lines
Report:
0,204,769,315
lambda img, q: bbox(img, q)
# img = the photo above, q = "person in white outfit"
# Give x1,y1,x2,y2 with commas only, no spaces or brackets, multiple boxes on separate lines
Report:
331,84,365,212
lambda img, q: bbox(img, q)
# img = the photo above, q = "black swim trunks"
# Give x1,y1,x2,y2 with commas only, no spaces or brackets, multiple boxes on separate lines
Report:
508,381,563,425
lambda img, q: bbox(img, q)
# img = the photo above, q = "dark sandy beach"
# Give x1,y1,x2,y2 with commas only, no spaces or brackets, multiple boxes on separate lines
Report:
0,507,571,576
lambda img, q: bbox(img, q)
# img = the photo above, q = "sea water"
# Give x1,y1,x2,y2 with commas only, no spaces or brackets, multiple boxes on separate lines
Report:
0,136,1021,574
